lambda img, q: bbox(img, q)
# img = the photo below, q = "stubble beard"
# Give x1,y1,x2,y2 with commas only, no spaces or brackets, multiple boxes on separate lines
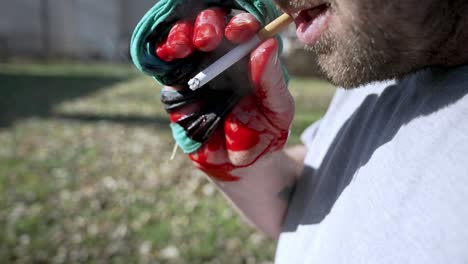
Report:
305,25,397,89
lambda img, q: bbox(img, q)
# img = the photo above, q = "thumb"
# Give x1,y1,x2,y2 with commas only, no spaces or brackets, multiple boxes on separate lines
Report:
249,38,295,130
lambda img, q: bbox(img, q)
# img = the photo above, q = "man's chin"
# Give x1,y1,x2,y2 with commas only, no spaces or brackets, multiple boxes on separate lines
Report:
315,49,386,89
317,61,370,89
301,38,377,89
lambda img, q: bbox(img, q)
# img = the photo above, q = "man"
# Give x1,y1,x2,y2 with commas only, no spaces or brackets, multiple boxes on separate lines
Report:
160,0,468,263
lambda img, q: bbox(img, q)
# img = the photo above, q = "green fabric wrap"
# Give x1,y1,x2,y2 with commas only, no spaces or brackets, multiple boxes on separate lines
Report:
170,123,202,154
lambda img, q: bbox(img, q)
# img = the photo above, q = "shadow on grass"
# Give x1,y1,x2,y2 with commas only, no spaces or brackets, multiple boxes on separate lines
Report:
0,72,124,127
51,112,169,128
0,71,169,129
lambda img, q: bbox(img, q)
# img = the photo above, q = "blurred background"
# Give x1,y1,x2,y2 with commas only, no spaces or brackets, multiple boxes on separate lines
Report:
0,0,334,263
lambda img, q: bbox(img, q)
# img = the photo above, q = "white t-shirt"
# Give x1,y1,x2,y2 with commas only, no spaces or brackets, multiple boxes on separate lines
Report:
276,65,468,264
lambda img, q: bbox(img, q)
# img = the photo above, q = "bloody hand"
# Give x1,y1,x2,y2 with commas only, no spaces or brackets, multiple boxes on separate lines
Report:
158,8,295,181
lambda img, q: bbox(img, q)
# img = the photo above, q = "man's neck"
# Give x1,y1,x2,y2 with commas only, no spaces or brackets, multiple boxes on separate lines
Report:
433,1,468,67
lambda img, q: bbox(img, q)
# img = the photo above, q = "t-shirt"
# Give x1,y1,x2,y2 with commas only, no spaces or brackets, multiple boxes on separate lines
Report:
275,65,468,264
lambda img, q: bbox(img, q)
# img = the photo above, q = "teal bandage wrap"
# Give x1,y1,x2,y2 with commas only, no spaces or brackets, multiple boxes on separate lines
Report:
170,123,202,154
130,0,289,154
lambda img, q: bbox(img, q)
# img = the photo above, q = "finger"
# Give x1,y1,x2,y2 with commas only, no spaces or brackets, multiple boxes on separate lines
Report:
249,38,294,129
165,21,195,59
225,13,261,44
155,21,195,62
193,7,227,52
155,41,175,62
224,95,276,166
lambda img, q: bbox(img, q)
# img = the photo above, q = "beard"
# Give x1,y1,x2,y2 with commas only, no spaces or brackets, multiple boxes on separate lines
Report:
307,27,393,89
302,0,458,89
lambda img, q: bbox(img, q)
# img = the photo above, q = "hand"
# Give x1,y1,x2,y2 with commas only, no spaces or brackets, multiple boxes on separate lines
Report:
159,8,295,182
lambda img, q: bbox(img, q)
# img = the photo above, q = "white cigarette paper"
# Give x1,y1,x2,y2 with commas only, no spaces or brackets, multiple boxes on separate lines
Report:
188,36,261,90
188,13,293,91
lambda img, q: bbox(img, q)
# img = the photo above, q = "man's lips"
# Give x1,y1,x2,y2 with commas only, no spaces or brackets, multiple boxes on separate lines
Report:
294,3,331,45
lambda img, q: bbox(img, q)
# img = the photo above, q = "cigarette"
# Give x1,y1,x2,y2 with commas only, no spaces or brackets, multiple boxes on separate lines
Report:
188,13,294,90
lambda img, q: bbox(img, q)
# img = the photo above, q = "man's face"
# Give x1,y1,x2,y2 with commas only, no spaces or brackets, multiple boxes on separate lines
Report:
276,0,454,88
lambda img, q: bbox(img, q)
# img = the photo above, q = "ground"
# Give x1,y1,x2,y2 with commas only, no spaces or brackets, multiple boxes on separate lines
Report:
0,62,334,263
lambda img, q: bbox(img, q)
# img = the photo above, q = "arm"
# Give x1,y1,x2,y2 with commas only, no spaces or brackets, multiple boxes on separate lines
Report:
185,37,298,239
214,146,306,239
159,9,299,239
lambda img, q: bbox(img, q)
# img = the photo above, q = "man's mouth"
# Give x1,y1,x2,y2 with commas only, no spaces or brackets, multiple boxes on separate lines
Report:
294,3,331,45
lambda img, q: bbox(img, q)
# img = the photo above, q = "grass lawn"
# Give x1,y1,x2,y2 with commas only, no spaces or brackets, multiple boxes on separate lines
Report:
0,62,334,263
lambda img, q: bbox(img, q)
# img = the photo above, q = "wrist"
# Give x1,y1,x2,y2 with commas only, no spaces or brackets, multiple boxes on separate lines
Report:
223,149,295,182
211,149,298,237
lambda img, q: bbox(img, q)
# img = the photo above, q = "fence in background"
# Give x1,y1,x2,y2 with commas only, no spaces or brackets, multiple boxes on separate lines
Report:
0,1,321,76
0,0,154,61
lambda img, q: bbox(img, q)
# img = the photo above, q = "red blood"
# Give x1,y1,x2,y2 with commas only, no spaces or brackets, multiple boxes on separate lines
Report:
185,39,292,183
205,130,223,152
225,13,261,44
272,130,289,151
224,97,262,152
189,130,240,182
248,39,292,152
192,158,240,181
193,8,227,52
169,102,203,123
196,163,240,182
225,123,260,151
156,42,175,62
166,21,195,59
249,40,277,96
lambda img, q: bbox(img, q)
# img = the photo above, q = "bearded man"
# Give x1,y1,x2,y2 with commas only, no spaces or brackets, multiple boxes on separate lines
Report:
158,0,468,263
